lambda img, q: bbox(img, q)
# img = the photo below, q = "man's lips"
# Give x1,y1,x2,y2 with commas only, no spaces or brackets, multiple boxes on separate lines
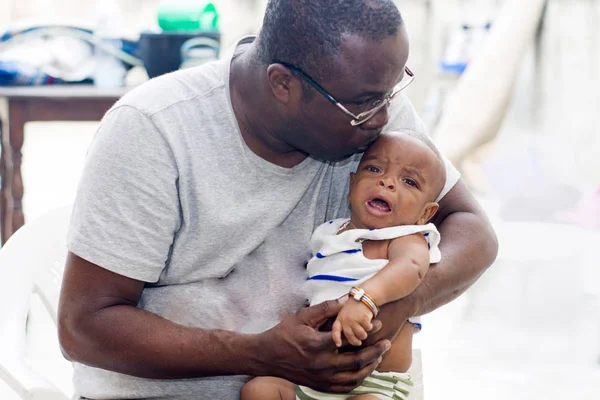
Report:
356,132,382,152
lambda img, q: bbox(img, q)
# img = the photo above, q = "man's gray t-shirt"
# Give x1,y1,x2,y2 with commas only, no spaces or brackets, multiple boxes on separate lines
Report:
67,37,460,399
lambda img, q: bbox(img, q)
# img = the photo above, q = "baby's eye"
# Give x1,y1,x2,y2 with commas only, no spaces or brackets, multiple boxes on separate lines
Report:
403,178,418,188
366,166,381,173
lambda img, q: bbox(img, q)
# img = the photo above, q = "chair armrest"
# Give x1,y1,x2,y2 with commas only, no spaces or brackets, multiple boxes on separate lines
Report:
0,355,69,400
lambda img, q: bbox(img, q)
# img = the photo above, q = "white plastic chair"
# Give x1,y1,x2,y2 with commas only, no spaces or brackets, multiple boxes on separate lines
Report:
0,205,73,400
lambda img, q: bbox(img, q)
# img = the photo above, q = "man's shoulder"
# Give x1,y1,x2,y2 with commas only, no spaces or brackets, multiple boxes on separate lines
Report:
115,59,227,117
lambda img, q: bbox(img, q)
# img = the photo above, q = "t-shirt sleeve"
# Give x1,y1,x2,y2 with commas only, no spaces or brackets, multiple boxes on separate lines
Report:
386,94,461,200
67,105,181,282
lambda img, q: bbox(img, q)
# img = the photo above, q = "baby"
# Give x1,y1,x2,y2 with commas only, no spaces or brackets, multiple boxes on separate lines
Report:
241,130,446,400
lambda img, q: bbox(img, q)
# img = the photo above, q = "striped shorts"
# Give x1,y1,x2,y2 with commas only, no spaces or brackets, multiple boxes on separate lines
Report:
296,371,413,400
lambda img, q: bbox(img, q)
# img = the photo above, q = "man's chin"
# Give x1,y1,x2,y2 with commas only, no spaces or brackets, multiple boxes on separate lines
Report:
313,153,353,163
314,148,366,162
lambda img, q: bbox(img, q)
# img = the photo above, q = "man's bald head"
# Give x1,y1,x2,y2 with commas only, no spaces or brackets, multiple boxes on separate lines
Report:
256,0,403,81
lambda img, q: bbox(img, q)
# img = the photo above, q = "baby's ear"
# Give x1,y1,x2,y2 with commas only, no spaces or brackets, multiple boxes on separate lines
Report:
417,202,439,225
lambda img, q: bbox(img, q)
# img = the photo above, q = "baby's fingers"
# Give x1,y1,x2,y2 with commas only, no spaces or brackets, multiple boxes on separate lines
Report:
353,322,369,341
332,320,343,347
343,323,362,347
359,319,373,334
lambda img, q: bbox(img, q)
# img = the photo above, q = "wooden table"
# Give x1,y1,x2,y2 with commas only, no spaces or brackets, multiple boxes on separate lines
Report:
0,85,130,244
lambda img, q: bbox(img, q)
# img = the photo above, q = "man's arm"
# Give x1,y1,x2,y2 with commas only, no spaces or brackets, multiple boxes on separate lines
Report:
365,180,498,341
58,253,390,393
58,252,257,379
415,179,498,314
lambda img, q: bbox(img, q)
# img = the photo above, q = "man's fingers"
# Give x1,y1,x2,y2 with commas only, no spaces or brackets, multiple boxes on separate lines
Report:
327,356,383,393
333,339,391,372
370,318,382,334
299,300,343,327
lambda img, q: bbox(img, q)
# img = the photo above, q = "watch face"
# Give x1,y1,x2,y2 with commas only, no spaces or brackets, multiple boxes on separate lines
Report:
352,288,364,300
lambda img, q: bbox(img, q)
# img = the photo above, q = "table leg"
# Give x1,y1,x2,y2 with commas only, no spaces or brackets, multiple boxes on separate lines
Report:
0,95,120,243
0,117,7,244
8,101,25,237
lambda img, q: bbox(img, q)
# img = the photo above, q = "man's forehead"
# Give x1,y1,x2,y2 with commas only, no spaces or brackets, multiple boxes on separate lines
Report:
331,30,409,94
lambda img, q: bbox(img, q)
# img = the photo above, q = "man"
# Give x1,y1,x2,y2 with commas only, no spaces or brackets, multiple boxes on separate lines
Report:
58,1,498,399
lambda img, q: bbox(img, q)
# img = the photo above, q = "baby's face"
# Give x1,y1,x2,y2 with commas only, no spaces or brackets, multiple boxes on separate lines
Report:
347,133,445,230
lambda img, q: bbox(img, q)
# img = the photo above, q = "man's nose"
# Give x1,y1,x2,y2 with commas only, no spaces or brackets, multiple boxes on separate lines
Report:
362,105,389,130
378,176,395,191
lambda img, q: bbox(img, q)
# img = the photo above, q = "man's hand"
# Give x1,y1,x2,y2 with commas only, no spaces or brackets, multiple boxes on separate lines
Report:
256,299,390,393
332,299,374,347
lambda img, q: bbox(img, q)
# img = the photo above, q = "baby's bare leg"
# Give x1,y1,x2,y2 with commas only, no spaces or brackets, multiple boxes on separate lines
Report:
240,377,296,400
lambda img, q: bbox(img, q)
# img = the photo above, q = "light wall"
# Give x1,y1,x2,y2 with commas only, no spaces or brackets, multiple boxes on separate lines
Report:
0,0,267,50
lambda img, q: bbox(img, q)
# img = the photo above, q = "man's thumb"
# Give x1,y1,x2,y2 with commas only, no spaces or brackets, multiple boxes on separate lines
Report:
299,299,343,327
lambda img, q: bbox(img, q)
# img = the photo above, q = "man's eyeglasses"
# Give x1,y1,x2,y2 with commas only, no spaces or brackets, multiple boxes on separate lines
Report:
274,61,415,126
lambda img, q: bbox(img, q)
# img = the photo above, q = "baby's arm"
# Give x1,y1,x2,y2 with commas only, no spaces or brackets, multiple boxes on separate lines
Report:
362,233,431,306
332,233,430,347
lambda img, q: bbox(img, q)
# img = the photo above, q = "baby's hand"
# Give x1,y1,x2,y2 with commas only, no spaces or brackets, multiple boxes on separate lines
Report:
332,299,374,347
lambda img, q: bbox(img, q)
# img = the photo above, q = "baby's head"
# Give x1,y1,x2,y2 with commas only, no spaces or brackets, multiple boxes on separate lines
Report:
347,130,446,230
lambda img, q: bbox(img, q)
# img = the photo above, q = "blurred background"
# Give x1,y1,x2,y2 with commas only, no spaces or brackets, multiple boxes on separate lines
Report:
0,0,598,399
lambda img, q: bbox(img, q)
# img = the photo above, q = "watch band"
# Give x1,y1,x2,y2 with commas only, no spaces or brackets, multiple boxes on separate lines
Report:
349,286,379,317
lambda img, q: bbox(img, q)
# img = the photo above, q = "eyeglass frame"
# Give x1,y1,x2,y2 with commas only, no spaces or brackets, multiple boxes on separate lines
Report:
273,60,415,126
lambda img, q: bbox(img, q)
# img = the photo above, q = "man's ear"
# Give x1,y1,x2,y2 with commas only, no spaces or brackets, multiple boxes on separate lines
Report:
417,202,439,225
267,64,298,105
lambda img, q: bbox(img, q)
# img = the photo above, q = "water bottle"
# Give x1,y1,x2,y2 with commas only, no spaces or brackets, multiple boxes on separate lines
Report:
157,0,220,32
93,0,127,88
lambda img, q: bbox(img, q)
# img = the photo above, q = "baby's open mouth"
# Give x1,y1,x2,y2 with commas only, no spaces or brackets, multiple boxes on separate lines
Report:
367,198,391,213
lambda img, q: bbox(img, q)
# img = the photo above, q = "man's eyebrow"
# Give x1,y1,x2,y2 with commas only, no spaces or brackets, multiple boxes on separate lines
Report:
354,90,387,99
354,70,406,99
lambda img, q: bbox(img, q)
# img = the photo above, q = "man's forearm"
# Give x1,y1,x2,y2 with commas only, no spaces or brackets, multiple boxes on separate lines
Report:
409,208,498,316
60,304,263,379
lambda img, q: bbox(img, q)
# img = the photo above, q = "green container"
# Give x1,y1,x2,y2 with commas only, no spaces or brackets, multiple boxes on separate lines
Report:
158,1,220,32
